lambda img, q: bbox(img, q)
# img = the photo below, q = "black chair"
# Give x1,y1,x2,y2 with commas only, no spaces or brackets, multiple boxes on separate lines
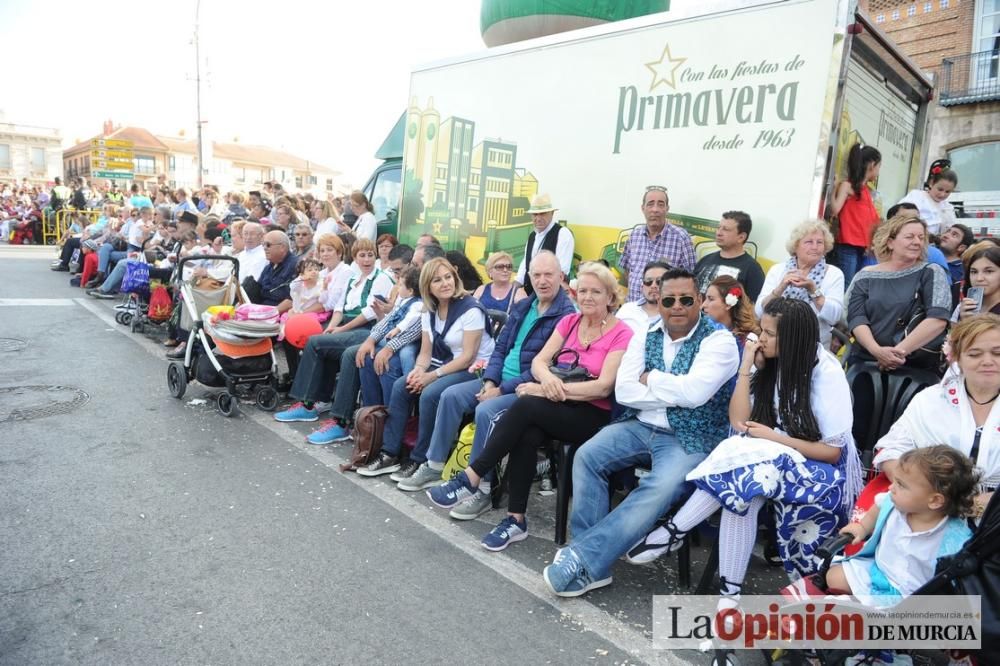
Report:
846,361,941,465
485,309,508,339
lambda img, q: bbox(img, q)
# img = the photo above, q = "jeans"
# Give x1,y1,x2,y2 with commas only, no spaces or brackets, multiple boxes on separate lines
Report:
359,341,418,407
381,371,471,461
568,419,707,580
425,379,518,472
833,243,866,289
99,257,129,293
288,327,372,407
97,244,127,274
330,344,362,422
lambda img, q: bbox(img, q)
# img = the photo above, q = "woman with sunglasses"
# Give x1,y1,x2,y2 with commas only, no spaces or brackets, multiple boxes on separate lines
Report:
472,251,527,314
617,260,671,335
628,298,859,616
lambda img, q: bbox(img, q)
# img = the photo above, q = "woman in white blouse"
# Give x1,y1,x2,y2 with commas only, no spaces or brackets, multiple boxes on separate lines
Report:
755,220,845,349
348,190,378,241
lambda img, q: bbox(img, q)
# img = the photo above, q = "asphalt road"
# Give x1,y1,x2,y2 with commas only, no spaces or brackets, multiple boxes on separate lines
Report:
0,246,792,666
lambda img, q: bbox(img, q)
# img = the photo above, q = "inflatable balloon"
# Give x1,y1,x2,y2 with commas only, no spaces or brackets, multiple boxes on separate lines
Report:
481,0,668,47
284,314,324,349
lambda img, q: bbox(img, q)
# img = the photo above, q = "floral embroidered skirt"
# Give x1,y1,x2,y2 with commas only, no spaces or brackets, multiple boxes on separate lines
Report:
689,438,849,577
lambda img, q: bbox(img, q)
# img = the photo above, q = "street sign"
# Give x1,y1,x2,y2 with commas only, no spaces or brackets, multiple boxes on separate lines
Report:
91,149,134,160
91,138,134,149
93,159,135,170
93,170,134,180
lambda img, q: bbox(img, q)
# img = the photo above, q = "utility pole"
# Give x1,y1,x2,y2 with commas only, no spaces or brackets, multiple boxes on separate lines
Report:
194,0,204,189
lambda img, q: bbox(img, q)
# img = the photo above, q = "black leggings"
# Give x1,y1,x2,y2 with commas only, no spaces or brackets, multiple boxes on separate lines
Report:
470,396,611,515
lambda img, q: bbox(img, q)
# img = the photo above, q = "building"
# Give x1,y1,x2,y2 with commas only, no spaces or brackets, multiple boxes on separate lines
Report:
63,122,341,195
0,120,63,184
859,0,1000,217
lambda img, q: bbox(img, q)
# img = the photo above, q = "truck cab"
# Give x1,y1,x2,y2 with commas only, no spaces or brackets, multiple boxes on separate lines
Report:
360,112,404,238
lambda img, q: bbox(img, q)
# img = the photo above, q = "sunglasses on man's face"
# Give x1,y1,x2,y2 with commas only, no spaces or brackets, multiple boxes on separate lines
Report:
642,277,662,287
661,295,696,308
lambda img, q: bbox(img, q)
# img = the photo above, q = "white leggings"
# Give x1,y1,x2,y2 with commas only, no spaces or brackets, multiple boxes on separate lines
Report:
673,489,766,595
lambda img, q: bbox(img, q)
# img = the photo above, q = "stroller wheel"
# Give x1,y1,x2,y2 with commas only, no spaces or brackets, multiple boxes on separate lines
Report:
255,386,279,412
120,312,133,326
167,362,187,399
115,311,126,325
217,392,237,417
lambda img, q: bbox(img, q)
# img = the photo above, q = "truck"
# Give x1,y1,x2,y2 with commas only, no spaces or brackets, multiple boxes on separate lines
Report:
359,0,933,273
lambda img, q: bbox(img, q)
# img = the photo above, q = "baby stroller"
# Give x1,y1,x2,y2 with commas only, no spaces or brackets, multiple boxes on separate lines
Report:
165,255,280,417
735,497,997,666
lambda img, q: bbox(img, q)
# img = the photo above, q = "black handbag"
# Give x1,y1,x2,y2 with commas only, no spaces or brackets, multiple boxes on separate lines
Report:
549,349,593,383
891,265,946,369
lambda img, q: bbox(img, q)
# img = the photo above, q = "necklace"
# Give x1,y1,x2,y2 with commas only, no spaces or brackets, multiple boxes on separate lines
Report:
965,383,1000,406
578,318,607,347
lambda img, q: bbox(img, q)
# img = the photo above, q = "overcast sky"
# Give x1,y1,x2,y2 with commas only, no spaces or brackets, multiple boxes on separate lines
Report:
0,0,484,185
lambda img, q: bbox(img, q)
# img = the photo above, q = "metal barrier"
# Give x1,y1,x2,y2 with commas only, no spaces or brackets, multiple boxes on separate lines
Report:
44,209,100,245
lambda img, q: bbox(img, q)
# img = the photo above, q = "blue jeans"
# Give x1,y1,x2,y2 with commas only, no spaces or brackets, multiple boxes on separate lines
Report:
425,378,518,472
833,243,866,289
99,256,128,293
381,371,471,462
97,244,127,274
359,341,418,407
568,419,708,580
288,328,372,407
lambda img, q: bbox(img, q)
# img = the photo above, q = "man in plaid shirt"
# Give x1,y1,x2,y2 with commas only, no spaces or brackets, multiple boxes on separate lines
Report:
619,186,696,302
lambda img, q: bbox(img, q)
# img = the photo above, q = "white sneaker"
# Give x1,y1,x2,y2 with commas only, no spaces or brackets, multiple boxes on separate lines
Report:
449,490,492,520
313,401,331,414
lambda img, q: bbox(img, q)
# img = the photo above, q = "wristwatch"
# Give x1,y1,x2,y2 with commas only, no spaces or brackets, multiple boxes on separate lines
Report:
809,288,824,300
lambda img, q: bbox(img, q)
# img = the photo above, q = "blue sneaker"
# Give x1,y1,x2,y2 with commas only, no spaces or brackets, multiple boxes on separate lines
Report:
481,515,528,552
274,402,319,422
305,420,351,445
542,547,612,598
426,471,476,509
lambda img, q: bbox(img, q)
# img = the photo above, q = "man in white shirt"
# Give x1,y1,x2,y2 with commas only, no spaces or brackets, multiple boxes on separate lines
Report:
514,193,574,295
235,221,267,282
542,268,739,597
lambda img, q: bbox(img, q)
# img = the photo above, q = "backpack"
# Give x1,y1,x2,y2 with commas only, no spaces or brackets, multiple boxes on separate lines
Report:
339,405,389,472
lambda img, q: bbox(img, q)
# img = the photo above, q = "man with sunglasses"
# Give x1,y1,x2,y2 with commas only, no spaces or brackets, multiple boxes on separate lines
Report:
257,230,297,312
543,268,739,597
619,186,696,303
617,261,671,334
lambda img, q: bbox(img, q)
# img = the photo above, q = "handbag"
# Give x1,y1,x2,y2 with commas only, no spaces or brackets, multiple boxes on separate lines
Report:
549,348,593,383
891,265,946,369
121,259,150,294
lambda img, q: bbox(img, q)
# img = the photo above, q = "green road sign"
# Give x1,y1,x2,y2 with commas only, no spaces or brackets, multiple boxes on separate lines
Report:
92,170,134,180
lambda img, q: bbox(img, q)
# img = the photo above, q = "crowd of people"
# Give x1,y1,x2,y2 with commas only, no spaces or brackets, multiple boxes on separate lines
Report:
30,162,999,664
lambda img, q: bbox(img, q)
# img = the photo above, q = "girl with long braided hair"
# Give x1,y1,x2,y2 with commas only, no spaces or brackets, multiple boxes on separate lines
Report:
625,298,862,615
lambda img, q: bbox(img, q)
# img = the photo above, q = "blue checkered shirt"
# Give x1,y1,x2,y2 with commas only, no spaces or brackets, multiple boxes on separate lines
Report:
619,223,697,302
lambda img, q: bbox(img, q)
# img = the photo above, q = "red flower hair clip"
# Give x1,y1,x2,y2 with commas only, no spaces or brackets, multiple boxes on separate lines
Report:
724,286,742,307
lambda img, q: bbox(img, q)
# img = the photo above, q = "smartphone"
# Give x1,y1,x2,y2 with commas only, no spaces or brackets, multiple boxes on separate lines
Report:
967,286,985,313
373,294,388,303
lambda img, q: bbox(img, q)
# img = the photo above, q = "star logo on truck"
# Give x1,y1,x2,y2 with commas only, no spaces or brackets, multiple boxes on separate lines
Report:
645,43,687,91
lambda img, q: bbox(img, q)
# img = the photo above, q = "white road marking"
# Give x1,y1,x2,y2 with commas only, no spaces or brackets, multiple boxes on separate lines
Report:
0,298,76,306
75,296,692,666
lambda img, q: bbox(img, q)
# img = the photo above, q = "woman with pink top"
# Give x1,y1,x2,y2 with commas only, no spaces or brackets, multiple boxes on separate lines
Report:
428,262,633,551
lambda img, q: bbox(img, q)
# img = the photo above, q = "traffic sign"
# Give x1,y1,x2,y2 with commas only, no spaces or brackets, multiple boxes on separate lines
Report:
91,149,134,160
93,159,135,170
91,138,134,149
93,170,134,180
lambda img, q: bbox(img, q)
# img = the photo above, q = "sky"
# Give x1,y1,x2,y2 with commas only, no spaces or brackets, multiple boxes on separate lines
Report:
0,0,485,186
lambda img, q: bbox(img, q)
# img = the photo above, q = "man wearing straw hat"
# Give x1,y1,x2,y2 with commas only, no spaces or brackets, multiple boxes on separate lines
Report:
514,193,574,296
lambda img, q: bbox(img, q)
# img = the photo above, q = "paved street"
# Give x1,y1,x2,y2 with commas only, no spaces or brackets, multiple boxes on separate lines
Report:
0,246,792,665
